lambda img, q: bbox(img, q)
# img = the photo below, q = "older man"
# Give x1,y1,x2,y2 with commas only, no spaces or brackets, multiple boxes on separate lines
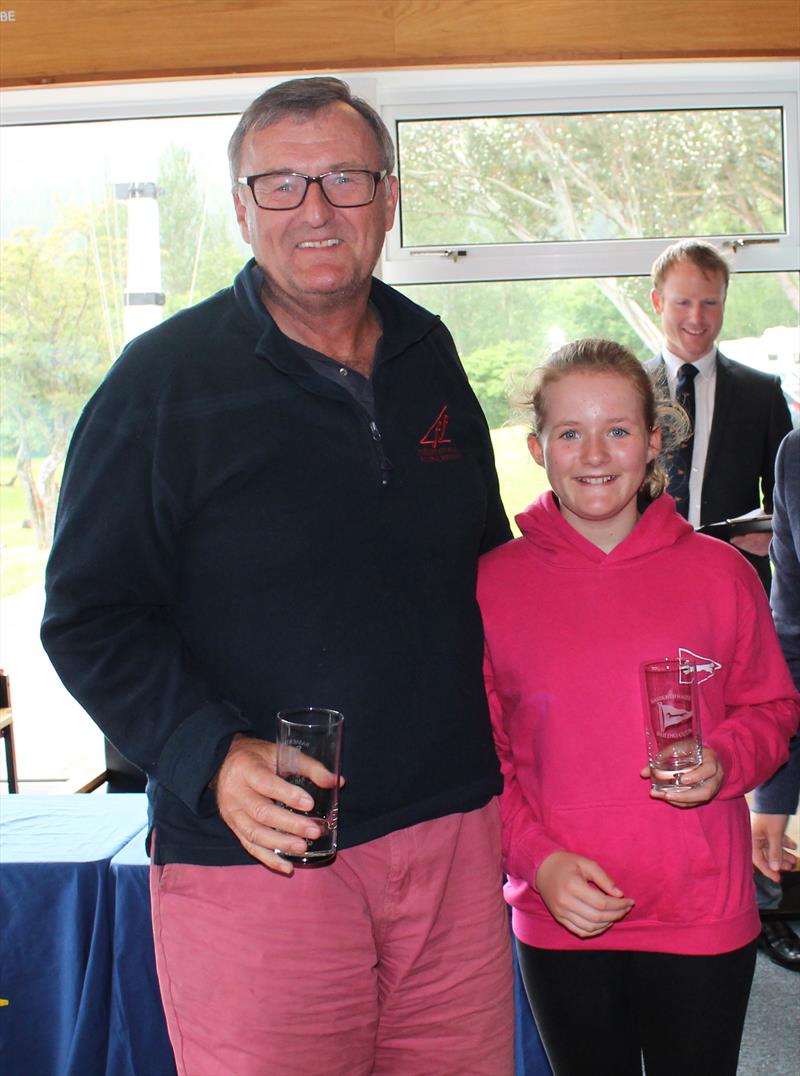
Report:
42,78,514,1075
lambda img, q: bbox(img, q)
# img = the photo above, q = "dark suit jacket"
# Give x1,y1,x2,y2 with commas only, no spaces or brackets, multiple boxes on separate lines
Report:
647,350,793,590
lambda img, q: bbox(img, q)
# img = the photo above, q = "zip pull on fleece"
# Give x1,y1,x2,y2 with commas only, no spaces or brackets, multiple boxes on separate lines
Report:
370,420,393,487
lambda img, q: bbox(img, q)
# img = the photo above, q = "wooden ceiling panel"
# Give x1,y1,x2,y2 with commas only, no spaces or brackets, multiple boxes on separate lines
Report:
0,0,798,88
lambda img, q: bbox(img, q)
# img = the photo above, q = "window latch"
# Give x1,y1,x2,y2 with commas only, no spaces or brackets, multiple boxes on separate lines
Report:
721,237,780,252
409,249,468,262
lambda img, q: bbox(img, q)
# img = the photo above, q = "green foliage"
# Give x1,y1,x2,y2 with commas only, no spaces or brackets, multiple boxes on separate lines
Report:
158,145,202,311
0,207,123,456
158,145,245,317
399,108,785,246
0,205,125,544
401,277,658,422
459,342,532,427
723,273,799,340
401,270,798,427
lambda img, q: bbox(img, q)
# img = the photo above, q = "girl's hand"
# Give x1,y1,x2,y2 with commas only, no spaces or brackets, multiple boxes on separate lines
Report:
640,745,724,808
535,851,635,939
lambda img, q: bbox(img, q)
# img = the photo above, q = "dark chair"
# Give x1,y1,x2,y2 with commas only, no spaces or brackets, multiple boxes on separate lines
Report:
76,737,146,793
0,670,19,793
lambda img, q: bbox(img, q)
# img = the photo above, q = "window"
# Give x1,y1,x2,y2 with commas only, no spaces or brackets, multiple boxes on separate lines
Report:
397,108,786,246
381,63,800,283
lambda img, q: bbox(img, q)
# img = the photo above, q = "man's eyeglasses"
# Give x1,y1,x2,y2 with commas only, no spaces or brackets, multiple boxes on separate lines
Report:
238,169,387,211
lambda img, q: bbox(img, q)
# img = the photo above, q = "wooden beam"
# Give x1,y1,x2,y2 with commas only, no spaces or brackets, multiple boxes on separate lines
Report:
1,0,798,89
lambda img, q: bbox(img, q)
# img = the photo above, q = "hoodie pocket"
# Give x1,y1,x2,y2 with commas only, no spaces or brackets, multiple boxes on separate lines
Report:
544,801,720,924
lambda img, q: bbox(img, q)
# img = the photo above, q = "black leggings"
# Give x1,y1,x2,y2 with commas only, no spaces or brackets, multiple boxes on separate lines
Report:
516,940,757,1076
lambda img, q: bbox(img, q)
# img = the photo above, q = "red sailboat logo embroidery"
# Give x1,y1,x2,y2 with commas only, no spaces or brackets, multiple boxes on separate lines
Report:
418,406,461,463
420,406,451,448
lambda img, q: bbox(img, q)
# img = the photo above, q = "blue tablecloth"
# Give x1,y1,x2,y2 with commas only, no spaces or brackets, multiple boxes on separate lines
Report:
107,827,175,1076
0,795,148,1076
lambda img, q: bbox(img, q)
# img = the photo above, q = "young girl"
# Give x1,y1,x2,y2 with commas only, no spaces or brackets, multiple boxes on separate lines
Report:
477,339,799,1076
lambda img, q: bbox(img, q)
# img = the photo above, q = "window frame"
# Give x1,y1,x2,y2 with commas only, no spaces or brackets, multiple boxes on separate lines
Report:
378,62,800,285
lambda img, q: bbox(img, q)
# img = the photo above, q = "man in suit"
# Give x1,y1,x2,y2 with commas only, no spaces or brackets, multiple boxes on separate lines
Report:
647,239,792,592
648,238,795,967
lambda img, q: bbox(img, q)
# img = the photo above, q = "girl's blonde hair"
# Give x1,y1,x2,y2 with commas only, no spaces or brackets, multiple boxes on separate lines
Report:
513,338,689,499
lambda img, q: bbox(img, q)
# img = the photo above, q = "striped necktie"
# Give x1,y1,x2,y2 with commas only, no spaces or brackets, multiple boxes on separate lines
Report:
667,363,698,518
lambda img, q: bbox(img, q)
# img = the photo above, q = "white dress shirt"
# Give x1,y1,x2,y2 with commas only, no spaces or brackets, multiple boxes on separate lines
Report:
661,346,718,528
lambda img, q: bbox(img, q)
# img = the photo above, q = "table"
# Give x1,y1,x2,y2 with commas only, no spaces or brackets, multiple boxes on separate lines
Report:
107,827,175,1076
0,795,147,1076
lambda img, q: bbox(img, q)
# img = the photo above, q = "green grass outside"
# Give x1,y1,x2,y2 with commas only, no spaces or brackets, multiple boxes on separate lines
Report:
492,423,550,533
0,432,548,600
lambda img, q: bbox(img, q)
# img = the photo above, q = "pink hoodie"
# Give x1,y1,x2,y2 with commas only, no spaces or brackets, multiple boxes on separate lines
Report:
478,493,800,955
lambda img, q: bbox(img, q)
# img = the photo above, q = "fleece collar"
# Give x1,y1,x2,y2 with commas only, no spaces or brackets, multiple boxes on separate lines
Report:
231,258,439,367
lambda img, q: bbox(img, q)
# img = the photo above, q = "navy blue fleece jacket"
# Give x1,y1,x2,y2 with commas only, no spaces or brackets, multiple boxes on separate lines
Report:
42,261,510,864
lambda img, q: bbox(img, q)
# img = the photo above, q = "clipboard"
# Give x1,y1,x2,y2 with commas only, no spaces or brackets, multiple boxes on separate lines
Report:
696,510,772,541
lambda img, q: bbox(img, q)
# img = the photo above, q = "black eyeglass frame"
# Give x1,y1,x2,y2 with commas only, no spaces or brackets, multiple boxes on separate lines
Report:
237,169,388,210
